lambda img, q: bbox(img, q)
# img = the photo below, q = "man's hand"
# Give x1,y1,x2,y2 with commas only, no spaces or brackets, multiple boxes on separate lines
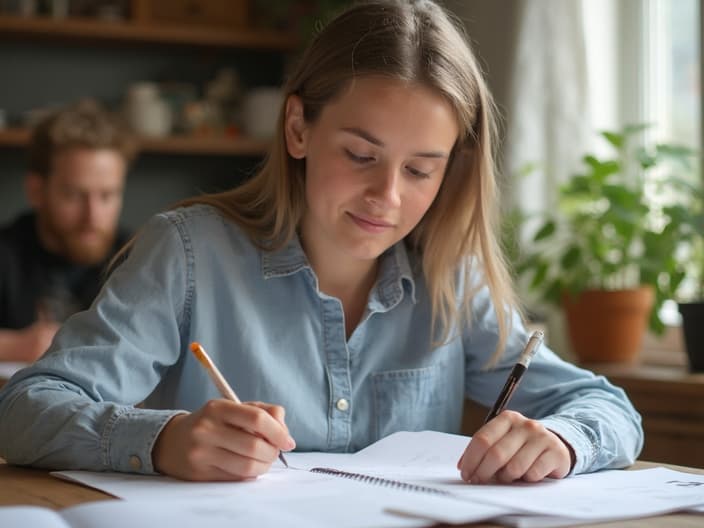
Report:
0,321,60,362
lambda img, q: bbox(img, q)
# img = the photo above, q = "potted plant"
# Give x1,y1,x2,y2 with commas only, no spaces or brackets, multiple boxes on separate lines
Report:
515,125,696,364
672,179,704,371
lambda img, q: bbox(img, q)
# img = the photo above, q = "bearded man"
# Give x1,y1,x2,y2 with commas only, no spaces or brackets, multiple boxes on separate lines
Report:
0,100,135,362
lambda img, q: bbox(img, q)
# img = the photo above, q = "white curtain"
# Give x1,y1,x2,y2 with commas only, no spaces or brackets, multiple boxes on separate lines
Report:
504,0,591,218
503,0,592,357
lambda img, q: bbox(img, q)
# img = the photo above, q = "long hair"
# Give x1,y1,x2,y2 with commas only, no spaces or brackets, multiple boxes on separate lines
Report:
121,0,519,363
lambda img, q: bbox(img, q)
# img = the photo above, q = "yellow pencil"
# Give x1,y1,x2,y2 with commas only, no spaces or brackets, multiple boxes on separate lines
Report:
190,342,289,468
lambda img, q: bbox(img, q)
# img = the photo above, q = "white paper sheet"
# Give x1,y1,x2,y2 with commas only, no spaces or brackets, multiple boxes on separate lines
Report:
0,501,328,528
60,496,425,528
53,466,506,526
52,430,704,526
0,506,72,528
288,431,704,522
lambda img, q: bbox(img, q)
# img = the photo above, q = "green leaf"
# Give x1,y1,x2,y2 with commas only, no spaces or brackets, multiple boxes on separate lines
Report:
622,123,651,136
533,221,556,242
601,131,623,149
583,157,620,183
656,144,697,167
514,254,541,276
563,174,594,194
530,262,549,289
560,245,581,270
636,148,657,169
543,280,563,305
649,309,666,335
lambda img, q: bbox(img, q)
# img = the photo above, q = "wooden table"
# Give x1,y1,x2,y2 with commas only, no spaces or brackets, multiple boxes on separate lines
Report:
586,363,704,468
1,460,702,527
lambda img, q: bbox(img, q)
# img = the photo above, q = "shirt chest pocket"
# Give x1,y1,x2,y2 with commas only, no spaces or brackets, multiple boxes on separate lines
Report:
372,364,448,440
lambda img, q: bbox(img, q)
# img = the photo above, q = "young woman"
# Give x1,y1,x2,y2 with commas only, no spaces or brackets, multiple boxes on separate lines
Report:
0,0,642,485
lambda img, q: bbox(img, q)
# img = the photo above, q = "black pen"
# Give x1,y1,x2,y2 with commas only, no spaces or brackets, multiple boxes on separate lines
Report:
484,330,544,423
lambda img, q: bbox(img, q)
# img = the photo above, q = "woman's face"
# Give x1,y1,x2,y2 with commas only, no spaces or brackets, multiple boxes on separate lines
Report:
286,76,459,265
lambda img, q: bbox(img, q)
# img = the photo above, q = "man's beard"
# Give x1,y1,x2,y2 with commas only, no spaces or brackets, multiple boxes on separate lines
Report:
41,217,116,266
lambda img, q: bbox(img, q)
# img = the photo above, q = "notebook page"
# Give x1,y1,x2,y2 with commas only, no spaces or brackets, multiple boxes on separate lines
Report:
290,431,704,522
53,446,511,526
52,431,704,525
286,429,467,479
52,474,495,527
0,506,72,528
395,466,704,520
60,496,433,528
54,465,354,502
60,498,323,528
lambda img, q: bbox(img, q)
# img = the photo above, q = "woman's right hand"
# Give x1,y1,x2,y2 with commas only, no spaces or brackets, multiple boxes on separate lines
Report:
152,399,296,481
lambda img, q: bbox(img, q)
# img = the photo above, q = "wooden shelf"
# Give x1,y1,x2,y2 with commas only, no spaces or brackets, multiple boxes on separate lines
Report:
0,128,269,157
0,128,28,148
140,135,269,156
0,14,298,50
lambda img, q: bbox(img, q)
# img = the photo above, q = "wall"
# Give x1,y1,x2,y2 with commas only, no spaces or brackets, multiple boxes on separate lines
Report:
447,0,521,140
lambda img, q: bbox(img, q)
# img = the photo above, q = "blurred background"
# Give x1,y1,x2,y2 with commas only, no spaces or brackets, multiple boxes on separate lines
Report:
0,0,702,467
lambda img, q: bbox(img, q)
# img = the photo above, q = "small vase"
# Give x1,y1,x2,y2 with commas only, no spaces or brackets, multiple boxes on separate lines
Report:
125,82,172,138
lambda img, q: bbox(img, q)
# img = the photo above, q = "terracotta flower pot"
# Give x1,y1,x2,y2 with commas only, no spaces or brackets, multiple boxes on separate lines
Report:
562,287,655,364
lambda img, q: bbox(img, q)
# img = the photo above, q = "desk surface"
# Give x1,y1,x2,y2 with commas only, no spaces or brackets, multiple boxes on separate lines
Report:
1,460,702,528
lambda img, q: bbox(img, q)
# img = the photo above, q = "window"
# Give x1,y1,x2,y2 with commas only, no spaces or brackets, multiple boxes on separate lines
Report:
644,0,701,324
646,0,700,150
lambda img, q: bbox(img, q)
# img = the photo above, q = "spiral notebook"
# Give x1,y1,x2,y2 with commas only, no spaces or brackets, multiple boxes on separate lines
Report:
52,430,704,527
281,429,471,494
308,466,450,495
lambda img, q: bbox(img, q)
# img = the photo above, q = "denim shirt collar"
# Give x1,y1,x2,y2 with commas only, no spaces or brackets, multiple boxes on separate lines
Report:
260,235,309,280
260,235,417,310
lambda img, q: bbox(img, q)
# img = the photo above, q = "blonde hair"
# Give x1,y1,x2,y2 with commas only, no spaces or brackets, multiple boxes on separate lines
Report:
135,0,519,362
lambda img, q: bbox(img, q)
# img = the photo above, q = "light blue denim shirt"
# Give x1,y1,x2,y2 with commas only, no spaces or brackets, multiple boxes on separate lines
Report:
0,205,643,475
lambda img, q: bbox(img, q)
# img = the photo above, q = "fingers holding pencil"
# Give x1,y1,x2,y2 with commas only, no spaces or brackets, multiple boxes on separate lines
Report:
151,342,295,481
190,342,291,469
153,399,295,481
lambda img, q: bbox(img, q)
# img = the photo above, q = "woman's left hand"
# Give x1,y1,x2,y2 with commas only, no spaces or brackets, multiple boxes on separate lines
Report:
457,410,574,484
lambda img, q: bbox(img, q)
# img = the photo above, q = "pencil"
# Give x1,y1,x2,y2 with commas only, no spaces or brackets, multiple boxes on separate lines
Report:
484,330,544,424
190,342,289,468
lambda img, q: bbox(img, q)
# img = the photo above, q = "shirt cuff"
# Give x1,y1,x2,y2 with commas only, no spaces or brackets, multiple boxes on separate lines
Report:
539,417,597,476
101,407,186,474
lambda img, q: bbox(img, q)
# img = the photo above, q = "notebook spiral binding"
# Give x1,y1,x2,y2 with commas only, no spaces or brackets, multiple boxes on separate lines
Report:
310,467,450,496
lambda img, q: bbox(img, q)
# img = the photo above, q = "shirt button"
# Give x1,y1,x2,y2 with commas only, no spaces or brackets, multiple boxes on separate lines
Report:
128,455,142,471
336,398,349,412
